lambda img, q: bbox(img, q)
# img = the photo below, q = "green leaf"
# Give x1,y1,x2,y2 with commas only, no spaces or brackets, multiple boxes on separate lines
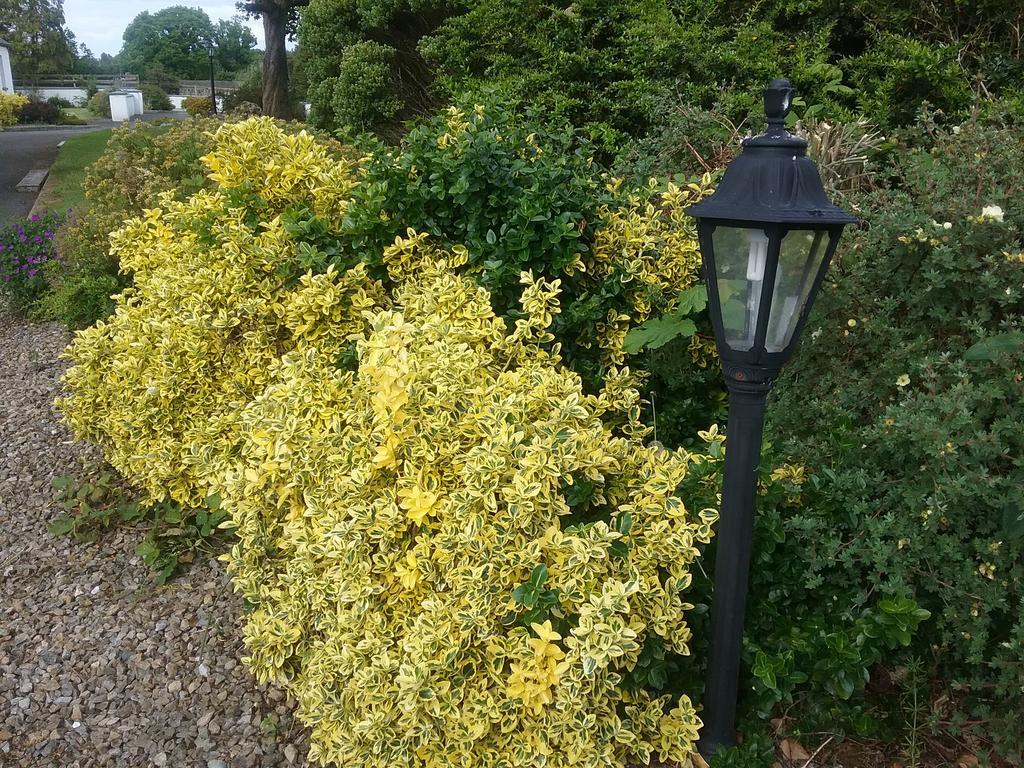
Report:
529,563,548,587
48,516,75,536
623,315,697,354
964,332,1024,361
1003,498,1024,539
135,537,160,566
622,285,706,354
608,539,630,559
162,505,182,524
675,284,708,315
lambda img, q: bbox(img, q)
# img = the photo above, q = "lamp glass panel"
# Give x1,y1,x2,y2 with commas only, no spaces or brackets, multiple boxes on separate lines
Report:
764,229,827,352
711,226,771,352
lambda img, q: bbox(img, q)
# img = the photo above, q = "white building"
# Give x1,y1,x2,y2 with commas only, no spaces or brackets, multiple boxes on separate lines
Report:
0,39,14,94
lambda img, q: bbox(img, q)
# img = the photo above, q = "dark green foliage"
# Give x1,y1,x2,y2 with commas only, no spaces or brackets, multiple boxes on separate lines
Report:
511,564,562,627
140,83,173,111
338,103,601,308
0,0,77,76
37,264,120,330
118,6,258,81
333,102,626,384
300,0,448,136
754,113,1024,760
848,34,973,128
16,98,62,124
299,0,1024,147
326,40,402,133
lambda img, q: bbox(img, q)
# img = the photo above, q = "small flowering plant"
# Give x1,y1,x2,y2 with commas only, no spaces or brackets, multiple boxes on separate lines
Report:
0,212,62,311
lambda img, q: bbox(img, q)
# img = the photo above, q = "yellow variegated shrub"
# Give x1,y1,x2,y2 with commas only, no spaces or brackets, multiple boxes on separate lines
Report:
0,92,29,127
60,117,713,506
214,245,715,768
59,116,721,766
59,118,381,505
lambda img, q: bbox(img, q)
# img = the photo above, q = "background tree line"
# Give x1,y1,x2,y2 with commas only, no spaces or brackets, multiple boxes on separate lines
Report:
1,1,261,83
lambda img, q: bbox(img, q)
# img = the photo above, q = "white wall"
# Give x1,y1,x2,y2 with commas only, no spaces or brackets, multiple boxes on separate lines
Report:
14,86,88,105
0,46,13,94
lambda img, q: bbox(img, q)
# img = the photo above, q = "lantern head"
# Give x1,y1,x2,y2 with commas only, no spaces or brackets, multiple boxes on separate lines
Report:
686,78,857,387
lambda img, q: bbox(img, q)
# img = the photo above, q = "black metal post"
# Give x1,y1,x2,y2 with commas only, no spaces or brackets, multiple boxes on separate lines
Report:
698,379,770,758
208,47,217,115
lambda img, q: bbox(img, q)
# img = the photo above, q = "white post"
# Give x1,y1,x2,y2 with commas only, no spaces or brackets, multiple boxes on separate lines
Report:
0,43,14,94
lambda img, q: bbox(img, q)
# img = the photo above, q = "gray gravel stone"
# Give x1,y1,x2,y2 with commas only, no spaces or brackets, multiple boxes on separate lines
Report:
0,313,312,766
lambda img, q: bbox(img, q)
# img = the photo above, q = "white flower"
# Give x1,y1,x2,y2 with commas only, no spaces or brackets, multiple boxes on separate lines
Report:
943,222,952,230
896,374,910,388
980,204,1004,222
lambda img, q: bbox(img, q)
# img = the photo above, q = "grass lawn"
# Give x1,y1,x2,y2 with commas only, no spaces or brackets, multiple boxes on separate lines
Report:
33,128,112,214
63,107,93,122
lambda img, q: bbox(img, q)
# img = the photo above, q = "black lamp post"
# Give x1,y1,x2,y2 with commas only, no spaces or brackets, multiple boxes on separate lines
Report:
207,39,217,115
686,78,857,757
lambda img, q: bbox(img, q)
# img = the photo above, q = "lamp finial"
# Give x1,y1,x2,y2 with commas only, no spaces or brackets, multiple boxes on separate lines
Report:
764,78,795,128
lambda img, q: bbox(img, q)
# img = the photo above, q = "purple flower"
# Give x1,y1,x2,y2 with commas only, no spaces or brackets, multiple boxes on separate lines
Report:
30,213,39,222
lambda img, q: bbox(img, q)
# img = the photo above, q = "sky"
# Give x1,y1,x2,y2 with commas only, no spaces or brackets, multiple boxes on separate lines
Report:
64,1,265,57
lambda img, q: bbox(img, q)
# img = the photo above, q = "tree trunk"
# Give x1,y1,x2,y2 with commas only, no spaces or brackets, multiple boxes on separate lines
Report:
261,5,290,118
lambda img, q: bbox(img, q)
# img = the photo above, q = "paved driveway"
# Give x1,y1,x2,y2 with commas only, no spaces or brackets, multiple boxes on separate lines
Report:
0,112,184,227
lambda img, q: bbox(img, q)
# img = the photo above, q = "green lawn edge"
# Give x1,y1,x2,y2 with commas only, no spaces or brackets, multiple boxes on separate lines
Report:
33,128,113,215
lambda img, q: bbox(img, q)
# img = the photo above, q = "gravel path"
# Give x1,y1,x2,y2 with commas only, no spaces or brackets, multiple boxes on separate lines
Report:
0,314,311,767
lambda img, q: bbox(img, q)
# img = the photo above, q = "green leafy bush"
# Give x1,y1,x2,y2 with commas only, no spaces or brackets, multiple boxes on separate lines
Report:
301,0,848,149
88,89,111,118
17,98,62,124
323,40,402,133
335,102,715,401
140,83,173,111
299,0,441,135
298,0,1023,148
752,113,1024,760
848,33,973,127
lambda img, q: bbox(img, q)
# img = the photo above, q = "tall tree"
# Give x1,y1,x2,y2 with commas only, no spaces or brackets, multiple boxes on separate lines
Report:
0,0,77,76
237,0,309,118
119,6,215,80
214,17,260,76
